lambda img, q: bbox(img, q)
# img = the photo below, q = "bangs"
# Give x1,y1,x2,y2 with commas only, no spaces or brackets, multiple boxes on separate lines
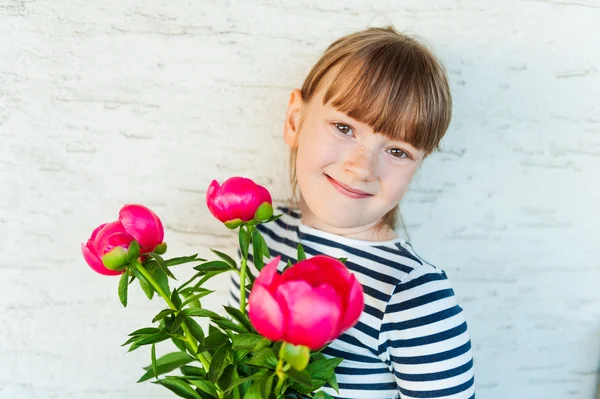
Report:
303,40,452,154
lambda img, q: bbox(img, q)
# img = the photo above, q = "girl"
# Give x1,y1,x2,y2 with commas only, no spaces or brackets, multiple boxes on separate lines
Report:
230,26,475,399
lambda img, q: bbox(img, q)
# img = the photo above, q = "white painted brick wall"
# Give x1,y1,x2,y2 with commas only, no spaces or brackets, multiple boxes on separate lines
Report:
1,1,598,398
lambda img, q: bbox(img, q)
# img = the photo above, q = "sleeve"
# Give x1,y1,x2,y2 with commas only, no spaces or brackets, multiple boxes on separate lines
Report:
378,265,475,399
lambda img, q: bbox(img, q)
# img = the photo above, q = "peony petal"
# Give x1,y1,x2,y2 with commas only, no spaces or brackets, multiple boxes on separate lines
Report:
248,284,285,342
255,256,282,292
105,232,135,255
277,281,342,350
89,223,108,242
337,274,364,335
119,204,164,251
81,242,122,276
92,221,127,256
206,180,228,222
282,255,353,299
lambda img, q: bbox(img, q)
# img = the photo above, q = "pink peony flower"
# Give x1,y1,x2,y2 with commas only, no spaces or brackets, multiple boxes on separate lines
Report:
206,177,273,229
248,255,364,350
82,204,165,275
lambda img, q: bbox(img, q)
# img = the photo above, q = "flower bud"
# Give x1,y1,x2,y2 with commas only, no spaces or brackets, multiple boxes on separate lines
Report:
280,342,310,371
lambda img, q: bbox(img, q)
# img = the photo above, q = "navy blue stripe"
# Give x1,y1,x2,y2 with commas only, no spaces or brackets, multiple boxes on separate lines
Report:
395,271,448,292
395,358,473,382
381,305,463,332
390,341,472,365
321,347,381,364
398,376,474,398
336,333,380,357
377,243,423,265
335,366,390,375
363,303,384,319
381,322,469,352
277,206,301,219
387,289,455,313
337,381,397,390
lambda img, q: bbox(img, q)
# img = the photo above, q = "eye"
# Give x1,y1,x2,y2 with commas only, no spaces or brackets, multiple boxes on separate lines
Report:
333,123,354,136
387,148,410,159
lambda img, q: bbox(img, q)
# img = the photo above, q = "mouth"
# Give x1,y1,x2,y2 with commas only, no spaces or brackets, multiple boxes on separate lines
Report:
325,174,373,199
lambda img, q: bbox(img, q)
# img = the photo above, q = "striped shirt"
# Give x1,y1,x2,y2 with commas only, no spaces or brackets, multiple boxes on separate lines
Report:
229,205,475,399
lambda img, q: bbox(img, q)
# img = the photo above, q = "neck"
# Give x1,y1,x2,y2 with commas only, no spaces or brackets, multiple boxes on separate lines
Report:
298,198,398,242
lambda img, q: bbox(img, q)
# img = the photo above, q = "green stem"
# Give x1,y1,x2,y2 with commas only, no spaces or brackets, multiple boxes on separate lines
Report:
133,261,211,371
239,226,252,313
239,256,248,312
274,357,286,396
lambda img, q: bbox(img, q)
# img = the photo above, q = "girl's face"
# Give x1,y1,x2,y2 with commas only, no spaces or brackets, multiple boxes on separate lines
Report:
284,85,426,241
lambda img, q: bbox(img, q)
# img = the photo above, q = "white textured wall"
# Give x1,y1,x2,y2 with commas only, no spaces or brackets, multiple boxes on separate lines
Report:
1,1,599,398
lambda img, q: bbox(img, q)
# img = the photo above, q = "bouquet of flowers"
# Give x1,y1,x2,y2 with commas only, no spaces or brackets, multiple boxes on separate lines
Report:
81,177,364,399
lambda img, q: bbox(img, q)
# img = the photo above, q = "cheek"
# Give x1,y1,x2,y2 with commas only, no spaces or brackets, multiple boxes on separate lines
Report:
380,163,420,198
297,125,342,169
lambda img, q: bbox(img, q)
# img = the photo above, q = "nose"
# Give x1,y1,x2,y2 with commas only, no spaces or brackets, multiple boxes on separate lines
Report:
344,145,377,181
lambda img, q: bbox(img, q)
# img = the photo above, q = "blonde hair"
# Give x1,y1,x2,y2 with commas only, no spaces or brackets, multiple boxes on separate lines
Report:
287,26,452,234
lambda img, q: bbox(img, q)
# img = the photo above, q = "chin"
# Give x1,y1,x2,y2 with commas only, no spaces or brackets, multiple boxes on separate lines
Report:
310,201,367,229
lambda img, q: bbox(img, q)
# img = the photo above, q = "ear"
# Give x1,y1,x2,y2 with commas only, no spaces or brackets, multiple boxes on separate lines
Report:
283,88,304,148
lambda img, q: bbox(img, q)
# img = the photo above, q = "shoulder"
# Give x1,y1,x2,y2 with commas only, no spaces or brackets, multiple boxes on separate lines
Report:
382,242,462,313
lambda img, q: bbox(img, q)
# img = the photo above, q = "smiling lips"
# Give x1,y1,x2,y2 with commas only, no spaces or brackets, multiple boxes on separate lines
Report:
325,174,373,199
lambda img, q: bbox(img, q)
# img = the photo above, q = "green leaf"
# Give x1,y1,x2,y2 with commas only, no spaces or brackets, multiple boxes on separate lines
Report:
143,352,196,370
245,347,278,369
148,260,171,296
193,260,234,273
239,226,249,258
243,381,264,399
131,266,155,300
297,243,306,261
313,392,335,399
285,259,293,271
165,254,205,267
213,318,249,334
118,272,129,307
210,248,237,269
287,368,312,388
223,306,253,332
263,213,282,224
223,369,269,395
172,336,188,352
184,317,205,345
251,228,264,270
171,312,186,333
153,309,176,323
129,332,169,352
146,252,176,279
305,358,343,381
181,365,206,377
184,308,223,320
171,288,182,310
231,333,267,351
151,343,158,381
181,290,214,308
262,373,274,398
138,352,196,382
180,286,212,297
207,344,231,382
327,371,340,394
218,364,235,390
198,330,229,353
154,377,202,399
337,257,347,264
187,379,218,398
129,327,161,337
